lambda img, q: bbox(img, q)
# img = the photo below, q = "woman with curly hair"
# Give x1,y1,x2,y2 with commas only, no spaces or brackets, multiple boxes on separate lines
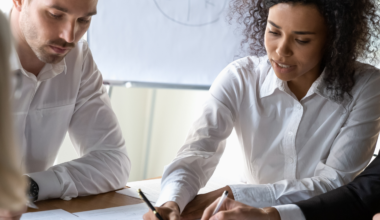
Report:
144,1,380,220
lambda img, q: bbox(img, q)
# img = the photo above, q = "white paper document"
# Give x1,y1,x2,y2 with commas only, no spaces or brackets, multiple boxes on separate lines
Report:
74,203,148,220
118,179,161,203
21,209,80,220
117,177,242,203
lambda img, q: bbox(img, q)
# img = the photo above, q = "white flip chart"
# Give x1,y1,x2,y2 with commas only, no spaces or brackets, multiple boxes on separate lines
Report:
88,0,246,87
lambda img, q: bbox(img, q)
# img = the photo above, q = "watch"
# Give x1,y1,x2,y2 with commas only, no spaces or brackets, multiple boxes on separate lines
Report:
27,176,39,202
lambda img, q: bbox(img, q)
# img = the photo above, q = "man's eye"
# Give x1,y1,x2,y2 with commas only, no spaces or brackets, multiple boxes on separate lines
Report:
49,13,61,19
78,18,91,24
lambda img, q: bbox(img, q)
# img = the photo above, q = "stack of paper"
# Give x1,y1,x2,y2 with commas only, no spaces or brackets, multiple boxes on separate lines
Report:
74,203,149,220
117,179,161,203
117,177,242,203
21,209,80,220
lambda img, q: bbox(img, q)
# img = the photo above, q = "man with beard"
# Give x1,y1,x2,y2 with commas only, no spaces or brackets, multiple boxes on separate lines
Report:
1,0,131,218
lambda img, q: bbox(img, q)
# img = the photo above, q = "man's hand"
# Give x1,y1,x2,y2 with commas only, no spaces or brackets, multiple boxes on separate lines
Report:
201,197,280,220
0,206,26,220
180,186,234,220
143,201,180,220
374,213,380,220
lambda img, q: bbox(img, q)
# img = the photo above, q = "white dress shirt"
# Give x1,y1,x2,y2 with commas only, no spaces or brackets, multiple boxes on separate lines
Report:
10,39,131,201
156,56,380,213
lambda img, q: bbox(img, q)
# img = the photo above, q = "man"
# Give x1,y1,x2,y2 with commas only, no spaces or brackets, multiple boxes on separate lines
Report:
200,152,380,220
1,0,131,218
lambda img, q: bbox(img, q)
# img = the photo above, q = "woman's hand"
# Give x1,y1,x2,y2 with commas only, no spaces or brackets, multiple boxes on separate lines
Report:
0,206,26,220
181,186,234,220
201,197,281,220
373,213,380,220
143,201,180,220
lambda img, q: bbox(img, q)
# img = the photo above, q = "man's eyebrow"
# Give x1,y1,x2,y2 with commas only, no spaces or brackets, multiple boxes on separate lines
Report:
50,5,68,13
86,11,97,16
49,5,97,17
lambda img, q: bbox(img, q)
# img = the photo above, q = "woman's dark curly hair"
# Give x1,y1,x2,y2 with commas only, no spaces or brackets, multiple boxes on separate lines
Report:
229,0,380,102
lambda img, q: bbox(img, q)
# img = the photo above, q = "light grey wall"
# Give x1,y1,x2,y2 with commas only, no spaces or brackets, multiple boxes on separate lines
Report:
55,86,245,182
55,85,380,182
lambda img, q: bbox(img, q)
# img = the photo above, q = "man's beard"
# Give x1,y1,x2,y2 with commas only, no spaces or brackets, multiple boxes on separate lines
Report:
20,10,75,64
32,40,75,64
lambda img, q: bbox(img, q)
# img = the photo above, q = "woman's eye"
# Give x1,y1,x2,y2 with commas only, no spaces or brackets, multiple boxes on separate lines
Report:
269,31,279,36
296,39,310,44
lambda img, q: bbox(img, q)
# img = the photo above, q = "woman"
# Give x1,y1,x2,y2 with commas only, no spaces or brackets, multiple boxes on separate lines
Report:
144,0,380,219
0,11,27,220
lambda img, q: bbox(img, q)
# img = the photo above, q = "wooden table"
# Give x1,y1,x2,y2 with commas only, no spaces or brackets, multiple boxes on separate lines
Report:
26,188,144,213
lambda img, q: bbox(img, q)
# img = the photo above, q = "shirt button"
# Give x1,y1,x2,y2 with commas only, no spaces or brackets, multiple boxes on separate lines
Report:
297,104,302,109
288,131,293,136
288,157,294,163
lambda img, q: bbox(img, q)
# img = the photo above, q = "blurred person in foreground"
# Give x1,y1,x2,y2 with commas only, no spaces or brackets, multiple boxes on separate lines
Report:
3,0,131,212
144,0,380,219
0,11,27,220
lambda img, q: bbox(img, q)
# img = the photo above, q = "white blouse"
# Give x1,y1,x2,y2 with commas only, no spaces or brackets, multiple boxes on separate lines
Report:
156,56,380,213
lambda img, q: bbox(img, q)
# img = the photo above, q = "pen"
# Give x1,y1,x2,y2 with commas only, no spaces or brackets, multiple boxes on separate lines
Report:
138,189,163,220
212,190,229,216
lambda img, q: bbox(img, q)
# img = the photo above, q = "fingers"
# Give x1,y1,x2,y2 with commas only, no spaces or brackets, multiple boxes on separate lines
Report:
143,209,164,220
143,206,180,220
143,211,158,220
201,197,221,220
210,209,237,220
182,209,207,220
0,208,24,220
373,213,380,220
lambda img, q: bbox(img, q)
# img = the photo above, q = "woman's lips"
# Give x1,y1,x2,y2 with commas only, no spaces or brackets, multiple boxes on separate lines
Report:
272,59,296,74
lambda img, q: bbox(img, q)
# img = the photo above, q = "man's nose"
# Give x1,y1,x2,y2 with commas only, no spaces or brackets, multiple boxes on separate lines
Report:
60,21,76,43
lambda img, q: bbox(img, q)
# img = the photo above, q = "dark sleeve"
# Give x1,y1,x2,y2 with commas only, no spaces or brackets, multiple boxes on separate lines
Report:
296,153,380,220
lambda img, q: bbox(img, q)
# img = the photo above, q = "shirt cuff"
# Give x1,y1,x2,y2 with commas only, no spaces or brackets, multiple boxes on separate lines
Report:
273,204,306,220
229,184,274,208
27,169,62,201
156,182,193,213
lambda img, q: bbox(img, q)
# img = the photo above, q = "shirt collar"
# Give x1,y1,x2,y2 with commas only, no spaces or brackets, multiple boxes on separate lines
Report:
259,63,346,106
259,67,284,98
10,47,67,81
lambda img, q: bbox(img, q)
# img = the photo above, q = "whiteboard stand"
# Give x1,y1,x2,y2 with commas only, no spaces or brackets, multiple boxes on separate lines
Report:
103,81,210,91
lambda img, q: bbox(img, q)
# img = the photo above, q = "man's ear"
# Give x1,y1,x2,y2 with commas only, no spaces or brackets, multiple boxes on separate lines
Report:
12,0,24,12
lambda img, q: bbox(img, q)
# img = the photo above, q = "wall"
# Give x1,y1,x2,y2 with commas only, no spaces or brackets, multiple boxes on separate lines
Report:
55,87,244,182
55,85,380,182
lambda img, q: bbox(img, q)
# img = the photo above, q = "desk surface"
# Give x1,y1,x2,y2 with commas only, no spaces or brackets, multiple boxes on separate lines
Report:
27,188,144,214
